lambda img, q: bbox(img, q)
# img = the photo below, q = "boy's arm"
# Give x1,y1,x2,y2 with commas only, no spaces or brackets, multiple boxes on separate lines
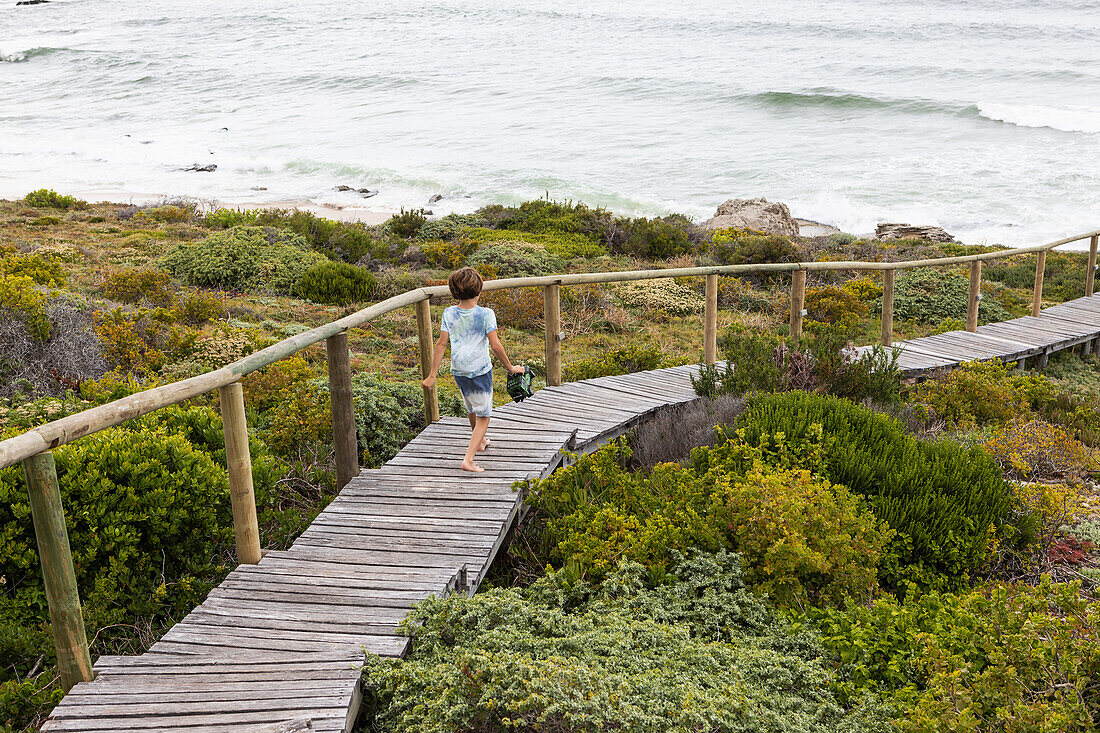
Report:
488,331,525,374
421,331,449,389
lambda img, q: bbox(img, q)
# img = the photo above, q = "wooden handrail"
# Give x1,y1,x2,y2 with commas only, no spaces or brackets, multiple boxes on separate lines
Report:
2,226,1099,471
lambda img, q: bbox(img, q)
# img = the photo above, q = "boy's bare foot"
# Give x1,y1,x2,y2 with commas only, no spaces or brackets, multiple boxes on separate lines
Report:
461,460,485,473
477,437,491,453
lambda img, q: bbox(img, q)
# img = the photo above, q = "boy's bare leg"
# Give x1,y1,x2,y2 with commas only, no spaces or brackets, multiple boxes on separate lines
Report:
467,412,490,452
462,416,491,472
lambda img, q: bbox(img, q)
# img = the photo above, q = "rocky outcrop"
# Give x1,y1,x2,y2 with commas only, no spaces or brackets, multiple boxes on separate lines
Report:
182,163,217,172
334,185,378,198
16,1,50,6
702,198,800,237
875,223,956,243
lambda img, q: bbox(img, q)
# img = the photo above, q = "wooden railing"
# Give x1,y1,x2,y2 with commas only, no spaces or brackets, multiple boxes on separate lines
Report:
2,228,1098,691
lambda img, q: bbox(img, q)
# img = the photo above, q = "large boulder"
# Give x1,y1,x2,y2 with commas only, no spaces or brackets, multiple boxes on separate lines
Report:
702,198,800,237
875,223,956,243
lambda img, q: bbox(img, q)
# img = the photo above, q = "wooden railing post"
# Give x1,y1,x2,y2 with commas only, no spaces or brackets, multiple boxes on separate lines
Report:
22,451,94,692
325,333,359,490
218,383,262,564
415,298,440,424
1086,235,1098,298
544,284,561,386
789,270,806,342
1032,250,1047,316
704,273,718,364
966,261,982,332
880,268,895,346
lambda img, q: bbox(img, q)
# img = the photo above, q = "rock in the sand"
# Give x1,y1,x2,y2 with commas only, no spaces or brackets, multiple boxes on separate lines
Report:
182,163,217,172
428,193,444,204
875,223,956,243
702,197,800,237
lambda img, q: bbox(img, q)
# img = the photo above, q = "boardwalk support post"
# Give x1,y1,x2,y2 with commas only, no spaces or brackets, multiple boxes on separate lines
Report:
415,298,440,425
1032,250,1047,317
22,451,94,693
544,283,562,386
704,273,718,364
326,333,360,490
218,382,262,564
789,270,806,343
966,261,981,332
881,268,895,346
1087,235,1098,298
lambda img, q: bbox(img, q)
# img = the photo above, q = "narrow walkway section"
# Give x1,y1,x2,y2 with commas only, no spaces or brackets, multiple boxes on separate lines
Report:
42,365,704,733
858,293,1100,376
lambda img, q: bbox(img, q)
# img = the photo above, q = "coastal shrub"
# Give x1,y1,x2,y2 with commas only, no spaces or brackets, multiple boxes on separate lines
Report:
614,279,702,316
803,285,869,328
886,269,1010,325
841,278,883,302
0,299,107,400
93,307,197,376
132,205,192,224
189,326,260,370
0,246,66,286
981,419,1097,481
465,242,565,278
417,239,471,269
810,580,1100,731
478,287,543,330
564,343,668,381
912,360,1056,428
176,291,226,325
612,215,693,259
23,189,85,210
345,374,463,467
202,207,384,262
102,268,175,307
364,554,889,733
461,227,607,260
525,437,888,608
30,215,61,227
479,198,612,244
386,208,428,239
735,392,1024,590
294,261,377,305
161,225,326,293
373,267,431,300
415,213,483,241
0,275,51,341
984,251,1089,303
709,232,799,283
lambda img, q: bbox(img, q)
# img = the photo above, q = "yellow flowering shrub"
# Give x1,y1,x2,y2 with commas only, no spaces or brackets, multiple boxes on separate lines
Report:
982,419,1098,481
614,279,702,316
0,274,51,340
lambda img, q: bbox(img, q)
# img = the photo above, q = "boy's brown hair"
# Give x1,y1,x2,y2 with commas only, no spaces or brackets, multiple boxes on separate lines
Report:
448,267,483,300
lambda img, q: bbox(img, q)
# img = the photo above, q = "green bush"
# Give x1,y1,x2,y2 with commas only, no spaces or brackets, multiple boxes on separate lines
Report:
0,275,51,341
23,189,85,210
161,225,326,293
465,242,565,278
564,343,668,381
415,213,483,241
885,269,1010,325
810,579,1100,731
294,261,377,305
614,278,702,316
984,252,1090,303
526,435,889,609
734,392,1028,590
345,375,463,467
102,268,175,306
460,227,607,260
710,233,799,282
0,247,66,287
364,553,894,733
912,359,1057,428
612,215,693,259
479,198,612,244
386,208,428,239
203,207,386,262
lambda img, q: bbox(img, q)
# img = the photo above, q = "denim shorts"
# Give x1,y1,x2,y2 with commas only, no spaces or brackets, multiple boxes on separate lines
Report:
454,369,493,417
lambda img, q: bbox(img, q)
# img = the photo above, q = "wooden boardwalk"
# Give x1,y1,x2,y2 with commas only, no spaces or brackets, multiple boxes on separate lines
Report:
858,293,1100,376
41,366,704,733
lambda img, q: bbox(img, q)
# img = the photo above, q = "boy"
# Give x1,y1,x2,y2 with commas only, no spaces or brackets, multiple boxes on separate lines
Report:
421,267,525,472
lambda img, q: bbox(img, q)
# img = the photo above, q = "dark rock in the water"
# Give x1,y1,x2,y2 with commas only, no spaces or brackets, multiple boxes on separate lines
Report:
250,186,267,191
428,194,444,204
16,1,50,6
335,185,354,192
182,163,217,172
357,189,378,198
220,127,229,131
423,210,434,216
875,223,956,243
703,197,800,237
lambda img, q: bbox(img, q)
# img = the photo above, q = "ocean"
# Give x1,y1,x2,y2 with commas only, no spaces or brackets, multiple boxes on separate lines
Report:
2,0,1099,245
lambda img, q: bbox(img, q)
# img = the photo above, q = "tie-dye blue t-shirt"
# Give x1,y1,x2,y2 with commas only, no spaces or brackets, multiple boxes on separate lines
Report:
441,305,497,378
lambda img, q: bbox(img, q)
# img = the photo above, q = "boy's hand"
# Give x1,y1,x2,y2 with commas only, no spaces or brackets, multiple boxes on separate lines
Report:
509,365,526,374
421,375,436,389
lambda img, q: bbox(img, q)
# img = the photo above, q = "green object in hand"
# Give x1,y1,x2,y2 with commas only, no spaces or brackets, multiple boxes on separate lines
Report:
507,366,535,402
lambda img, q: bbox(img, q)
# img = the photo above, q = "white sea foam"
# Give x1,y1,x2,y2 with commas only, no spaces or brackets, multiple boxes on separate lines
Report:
977,102,1100,134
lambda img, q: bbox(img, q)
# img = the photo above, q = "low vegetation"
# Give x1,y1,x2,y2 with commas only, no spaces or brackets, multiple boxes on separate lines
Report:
0,191,1098,731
